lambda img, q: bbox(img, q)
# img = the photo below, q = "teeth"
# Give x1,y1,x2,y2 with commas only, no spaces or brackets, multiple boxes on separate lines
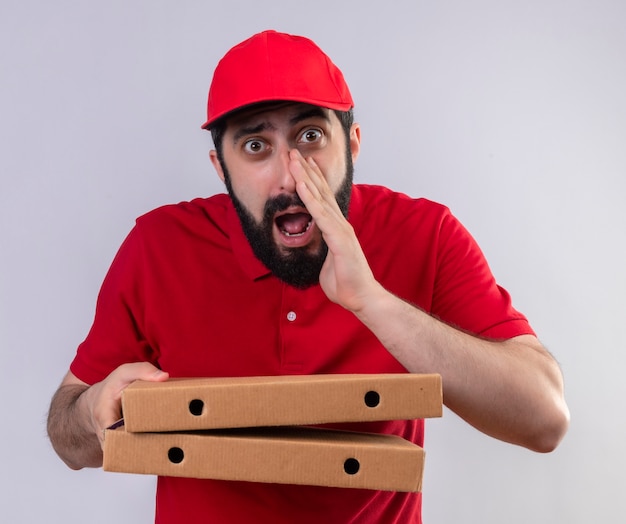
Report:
281,220,312,237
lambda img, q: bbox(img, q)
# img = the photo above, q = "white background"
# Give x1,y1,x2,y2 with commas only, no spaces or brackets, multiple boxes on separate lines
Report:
1,1,625,522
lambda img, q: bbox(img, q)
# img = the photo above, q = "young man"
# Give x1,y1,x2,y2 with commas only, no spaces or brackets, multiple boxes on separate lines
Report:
47,30,569,523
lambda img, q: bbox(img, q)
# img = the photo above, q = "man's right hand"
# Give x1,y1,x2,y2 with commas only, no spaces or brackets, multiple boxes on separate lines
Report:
78,362,169,446
47,362,168,469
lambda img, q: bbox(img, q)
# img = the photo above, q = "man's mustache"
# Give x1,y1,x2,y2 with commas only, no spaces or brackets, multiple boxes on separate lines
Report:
263,193,308,219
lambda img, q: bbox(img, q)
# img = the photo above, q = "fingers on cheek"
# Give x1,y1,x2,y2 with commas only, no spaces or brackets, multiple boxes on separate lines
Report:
296,181,315,207
289,150,308,171
295,180,309,196
306,157,325,180
289,158,308,180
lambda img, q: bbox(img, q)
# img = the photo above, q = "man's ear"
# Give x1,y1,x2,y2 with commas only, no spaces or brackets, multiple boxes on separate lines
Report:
349,123,361,163
209,150,226,183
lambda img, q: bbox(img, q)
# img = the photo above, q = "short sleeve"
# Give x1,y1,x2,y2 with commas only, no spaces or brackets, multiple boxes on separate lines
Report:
70,225,159,385
431,211,535,339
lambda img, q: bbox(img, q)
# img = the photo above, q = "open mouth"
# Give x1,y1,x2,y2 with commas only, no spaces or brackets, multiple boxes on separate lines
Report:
275,211,313,237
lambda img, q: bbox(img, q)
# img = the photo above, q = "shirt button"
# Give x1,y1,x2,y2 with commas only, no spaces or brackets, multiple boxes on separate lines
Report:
287,311,297,322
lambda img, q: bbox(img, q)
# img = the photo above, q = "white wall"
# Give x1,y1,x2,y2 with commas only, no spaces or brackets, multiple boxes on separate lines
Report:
2,1,625,522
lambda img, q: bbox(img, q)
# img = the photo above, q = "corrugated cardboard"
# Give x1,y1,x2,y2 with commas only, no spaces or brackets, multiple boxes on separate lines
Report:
103,425,425,492
121,373,442,432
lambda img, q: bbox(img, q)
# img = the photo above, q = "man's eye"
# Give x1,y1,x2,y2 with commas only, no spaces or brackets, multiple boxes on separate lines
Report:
243,139,267,153
299,128,322,143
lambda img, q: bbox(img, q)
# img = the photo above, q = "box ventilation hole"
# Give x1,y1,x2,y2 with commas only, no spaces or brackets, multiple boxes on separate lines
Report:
189,399,204,416
364,390,380,408
343,458,360,475
168,447,185,464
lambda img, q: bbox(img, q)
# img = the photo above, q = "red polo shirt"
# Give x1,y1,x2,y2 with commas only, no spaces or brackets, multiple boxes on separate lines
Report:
71,184,534,523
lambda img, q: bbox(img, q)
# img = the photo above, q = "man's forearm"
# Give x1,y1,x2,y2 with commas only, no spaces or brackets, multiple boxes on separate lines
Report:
47,384,104,469
353,285,570,452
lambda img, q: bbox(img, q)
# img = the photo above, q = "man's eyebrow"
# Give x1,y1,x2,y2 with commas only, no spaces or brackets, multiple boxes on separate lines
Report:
289,107,331,126
232,122,276,144
230,106,330,144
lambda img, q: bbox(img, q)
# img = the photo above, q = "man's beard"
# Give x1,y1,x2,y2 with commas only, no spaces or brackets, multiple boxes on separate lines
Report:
222,153,354,289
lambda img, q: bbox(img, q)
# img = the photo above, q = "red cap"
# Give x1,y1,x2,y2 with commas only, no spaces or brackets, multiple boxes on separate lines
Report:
201,30,354,129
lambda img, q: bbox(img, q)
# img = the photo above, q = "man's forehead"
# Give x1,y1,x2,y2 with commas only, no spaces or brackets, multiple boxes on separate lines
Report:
225,102,333,131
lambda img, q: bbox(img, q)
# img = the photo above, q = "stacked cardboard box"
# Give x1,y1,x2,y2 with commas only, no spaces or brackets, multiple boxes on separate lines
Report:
103,373,442,492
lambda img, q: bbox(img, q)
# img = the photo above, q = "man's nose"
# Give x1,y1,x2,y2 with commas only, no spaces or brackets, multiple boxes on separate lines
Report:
275,144,297,193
